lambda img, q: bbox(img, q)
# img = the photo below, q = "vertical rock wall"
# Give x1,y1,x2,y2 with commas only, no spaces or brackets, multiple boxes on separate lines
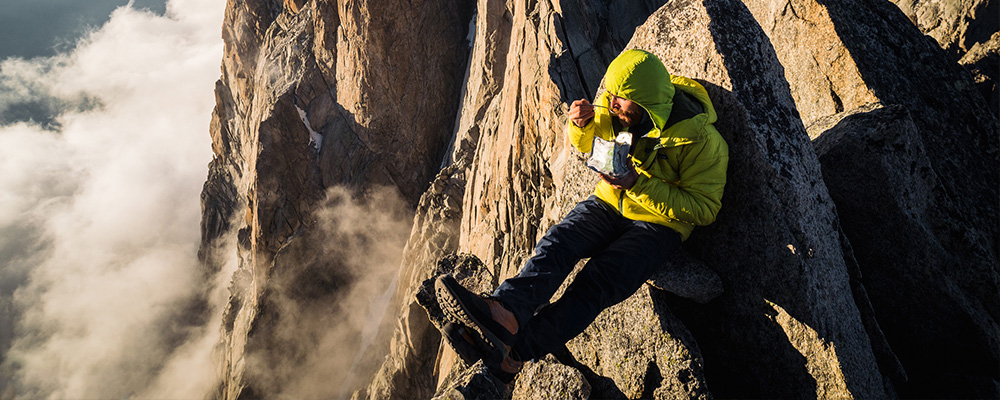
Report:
202,0,472,398
738,0,999,397
361,1,686,398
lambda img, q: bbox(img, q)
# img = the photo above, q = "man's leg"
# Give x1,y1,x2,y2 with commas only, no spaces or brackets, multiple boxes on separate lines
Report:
492,196,622,328
435,196,632,381
512,220,681,361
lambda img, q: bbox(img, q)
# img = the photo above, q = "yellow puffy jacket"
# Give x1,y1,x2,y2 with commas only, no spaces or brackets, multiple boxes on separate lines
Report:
568,49,729,240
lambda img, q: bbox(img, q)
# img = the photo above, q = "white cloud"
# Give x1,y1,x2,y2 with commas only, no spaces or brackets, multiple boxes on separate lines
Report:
0,0,225,398
242,187,412,400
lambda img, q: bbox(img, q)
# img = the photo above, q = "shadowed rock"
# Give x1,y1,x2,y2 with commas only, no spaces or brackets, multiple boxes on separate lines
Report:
811,104,1000,398
512,355,592,400
890,0,998,56
645,249,723,304
889,0,999,114
628,2,893,397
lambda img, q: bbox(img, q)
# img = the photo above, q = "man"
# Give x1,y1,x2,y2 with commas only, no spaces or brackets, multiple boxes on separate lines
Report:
436,49,729,384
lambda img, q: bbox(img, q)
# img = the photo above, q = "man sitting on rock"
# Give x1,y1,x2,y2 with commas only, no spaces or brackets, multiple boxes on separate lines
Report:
436,49,729,384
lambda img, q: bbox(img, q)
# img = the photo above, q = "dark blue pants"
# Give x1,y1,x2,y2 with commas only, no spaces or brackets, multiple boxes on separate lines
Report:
492,196,681,360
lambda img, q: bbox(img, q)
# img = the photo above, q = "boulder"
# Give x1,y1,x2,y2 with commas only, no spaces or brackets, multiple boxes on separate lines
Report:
429,361,506,400
564,285,711,399
645,249,724,304
628,2,895,397
512,355,592,400
811,104,1000,398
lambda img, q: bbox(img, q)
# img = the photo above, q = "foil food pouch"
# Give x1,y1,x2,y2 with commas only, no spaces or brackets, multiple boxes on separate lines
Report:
586,132,632,178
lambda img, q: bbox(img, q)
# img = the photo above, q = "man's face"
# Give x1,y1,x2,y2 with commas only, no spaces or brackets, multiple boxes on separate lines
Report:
609,93,644,127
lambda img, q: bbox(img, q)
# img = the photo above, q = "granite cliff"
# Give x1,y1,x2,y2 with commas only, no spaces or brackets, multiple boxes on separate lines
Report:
200,0,999,398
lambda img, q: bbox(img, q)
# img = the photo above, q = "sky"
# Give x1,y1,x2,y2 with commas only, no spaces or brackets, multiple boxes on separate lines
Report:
0,0,227,398
0,0,168,60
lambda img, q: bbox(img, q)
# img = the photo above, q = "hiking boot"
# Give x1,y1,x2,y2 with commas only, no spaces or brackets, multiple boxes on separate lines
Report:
489,353,524,384
441,322,489,366
442,321,523,384
435,274,519,365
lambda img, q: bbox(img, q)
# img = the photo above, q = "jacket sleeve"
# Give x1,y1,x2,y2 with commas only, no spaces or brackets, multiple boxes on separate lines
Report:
625,134,729,226
567,119,596,153
567,96,614,154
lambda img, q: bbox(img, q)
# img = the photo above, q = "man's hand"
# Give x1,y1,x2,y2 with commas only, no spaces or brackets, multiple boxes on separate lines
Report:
569,99,595,128
600,159,639,190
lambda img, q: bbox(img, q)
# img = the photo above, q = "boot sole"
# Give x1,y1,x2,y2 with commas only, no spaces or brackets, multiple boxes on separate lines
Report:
435,275,510,364
441,322,488,366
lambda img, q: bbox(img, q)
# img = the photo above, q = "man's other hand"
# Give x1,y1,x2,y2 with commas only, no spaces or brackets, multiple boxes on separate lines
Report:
569,99,595,128
600,159,638,190
601,171,638,190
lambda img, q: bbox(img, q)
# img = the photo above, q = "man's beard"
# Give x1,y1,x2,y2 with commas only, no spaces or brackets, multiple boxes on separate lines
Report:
616,107,643,127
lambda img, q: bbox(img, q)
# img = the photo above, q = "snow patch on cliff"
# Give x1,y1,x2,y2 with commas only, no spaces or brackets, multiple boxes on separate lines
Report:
296,104,323,150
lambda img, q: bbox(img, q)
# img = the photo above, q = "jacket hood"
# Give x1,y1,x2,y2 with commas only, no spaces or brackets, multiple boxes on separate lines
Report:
654,75,719,146
602,49,674,133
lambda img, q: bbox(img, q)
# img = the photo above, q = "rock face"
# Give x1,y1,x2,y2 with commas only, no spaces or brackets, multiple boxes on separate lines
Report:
628,2,889,398
890,0,997,56
810,104,1000,398
890,0,999,117
960,32,1000,113
201,0,999,398
360,1,701,399
663,0,999,397
202,0,472,398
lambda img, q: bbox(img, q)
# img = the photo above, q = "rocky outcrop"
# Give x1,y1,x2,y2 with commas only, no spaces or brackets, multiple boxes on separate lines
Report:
961,31,999,115
746,2,1000,395
890,0,999,117
201,0,472,398
890,0,997,56
202,0,998,398
406,253,710,399
810,104,1000,398
652,1,997,397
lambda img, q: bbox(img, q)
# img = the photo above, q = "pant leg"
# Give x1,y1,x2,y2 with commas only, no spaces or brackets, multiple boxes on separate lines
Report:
512,220,681,361
493,196,620,328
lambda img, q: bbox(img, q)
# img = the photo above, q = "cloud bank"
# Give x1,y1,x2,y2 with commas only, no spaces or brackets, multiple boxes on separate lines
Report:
254,187,412,400
0,0,225,398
